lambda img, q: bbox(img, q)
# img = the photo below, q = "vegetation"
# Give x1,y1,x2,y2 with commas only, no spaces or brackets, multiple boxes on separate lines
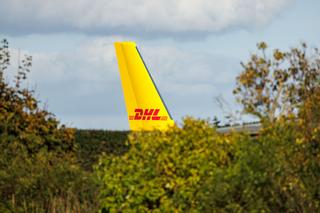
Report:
96,42,320,212
95,117,319,212
95,118,235,211
1,39,319,212
75,130,129,170
0,39,99,212
201,119,319,212
233,42,320,122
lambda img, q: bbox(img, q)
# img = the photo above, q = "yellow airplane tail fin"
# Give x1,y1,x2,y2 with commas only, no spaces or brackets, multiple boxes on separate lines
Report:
114,42,174,131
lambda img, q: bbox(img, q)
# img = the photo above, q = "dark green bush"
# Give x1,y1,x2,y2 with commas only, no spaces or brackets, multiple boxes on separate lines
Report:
75,130,129,171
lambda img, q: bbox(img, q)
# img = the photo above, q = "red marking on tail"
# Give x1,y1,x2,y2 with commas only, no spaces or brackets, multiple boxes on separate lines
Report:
129,108,168,121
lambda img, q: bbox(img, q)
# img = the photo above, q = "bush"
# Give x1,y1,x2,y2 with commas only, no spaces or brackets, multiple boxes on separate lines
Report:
0,147,100,212
75,130,129,171
96,117,320,212
95,118,235,212
0,39,99,212
200,119,319,212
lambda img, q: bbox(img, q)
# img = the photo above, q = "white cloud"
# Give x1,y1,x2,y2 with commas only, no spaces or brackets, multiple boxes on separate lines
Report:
31,41,118,84
1,0,293,36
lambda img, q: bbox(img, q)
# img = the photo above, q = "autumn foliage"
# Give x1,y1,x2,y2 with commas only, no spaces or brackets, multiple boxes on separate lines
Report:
233,42,320,123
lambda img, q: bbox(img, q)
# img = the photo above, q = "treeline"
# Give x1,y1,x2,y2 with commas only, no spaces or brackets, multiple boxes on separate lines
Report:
1,39,319,212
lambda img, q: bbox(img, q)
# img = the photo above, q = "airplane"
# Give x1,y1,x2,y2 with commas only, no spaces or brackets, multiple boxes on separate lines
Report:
114,41,261,135
114,42,175,131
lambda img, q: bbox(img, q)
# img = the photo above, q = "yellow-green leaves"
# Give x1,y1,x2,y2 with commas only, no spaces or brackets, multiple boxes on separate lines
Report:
96,118,234,212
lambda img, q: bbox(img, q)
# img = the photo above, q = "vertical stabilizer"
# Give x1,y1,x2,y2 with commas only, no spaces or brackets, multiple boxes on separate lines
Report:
114,42,174,131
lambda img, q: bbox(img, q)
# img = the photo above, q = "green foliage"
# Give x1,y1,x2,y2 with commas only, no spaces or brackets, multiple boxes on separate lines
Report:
96,118,235,212
200,119,319,212
96,118,320,212
0,147,99,212
0,39,99,212
75,130,129,170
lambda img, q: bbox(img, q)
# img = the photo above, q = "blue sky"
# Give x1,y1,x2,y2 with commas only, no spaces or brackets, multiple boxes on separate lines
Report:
1,0,319,129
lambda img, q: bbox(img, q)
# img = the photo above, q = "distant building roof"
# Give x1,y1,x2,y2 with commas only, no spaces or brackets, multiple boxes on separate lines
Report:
217,122,261,136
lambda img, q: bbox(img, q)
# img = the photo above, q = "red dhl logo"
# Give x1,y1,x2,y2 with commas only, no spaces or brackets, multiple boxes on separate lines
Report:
129,108,168,121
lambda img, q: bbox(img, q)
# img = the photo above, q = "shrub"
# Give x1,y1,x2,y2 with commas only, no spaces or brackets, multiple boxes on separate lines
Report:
75,130,129,171
96,118,235,212
199,119,319,212
0,39,99,212
96,118,320,212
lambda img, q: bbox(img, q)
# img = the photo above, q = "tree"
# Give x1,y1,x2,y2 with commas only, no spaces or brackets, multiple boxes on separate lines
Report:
233,42,320,122
231,42,320,211
0,39,75,155
0,39,99,212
